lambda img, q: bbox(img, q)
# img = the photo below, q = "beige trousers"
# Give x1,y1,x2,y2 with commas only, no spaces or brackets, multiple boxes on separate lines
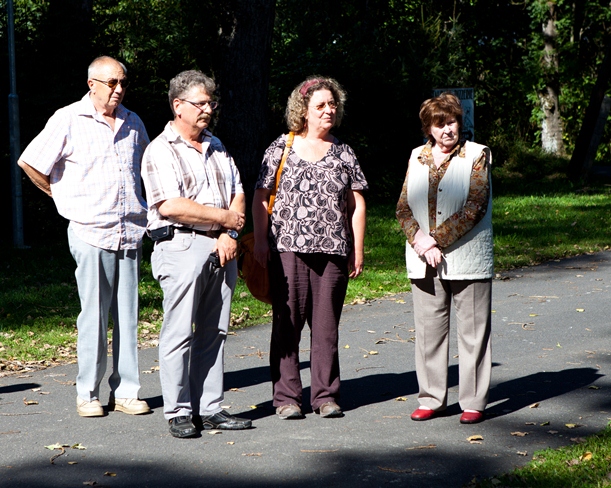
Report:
411,268,492,412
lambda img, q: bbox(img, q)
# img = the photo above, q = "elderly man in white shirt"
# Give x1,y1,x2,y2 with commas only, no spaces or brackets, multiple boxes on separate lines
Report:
18,56,151,418
142,70,251,438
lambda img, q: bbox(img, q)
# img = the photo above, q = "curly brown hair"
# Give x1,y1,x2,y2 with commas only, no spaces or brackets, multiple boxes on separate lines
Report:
419,92,463,143
285,76,347,134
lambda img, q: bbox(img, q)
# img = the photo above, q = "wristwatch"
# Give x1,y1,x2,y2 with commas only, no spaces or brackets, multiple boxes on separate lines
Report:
226,229,239,240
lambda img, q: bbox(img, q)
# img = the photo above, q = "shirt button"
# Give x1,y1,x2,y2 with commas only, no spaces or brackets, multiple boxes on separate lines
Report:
438,211,442,215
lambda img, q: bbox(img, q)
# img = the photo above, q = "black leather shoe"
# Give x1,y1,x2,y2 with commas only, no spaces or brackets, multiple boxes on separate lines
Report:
197,410,252,430
168,416,197,438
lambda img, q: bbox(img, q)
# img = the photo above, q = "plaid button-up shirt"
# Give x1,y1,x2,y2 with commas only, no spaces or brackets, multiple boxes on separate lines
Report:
20,93,149,250
142,122,243,232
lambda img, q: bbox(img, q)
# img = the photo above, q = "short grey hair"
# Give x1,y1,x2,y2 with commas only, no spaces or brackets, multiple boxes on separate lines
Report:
87,56,127,80
168,70,216,115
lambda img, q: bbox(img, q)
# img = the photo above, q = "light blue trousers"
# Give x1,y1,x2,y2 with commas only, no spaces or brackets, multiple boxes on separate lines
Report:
68,226,142,401
151,233,237,420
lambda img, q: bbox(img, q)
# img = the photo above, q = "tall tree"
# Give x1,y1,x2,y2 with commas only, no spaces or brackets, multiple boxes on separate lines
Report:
215,0,276,198
539,0,565,154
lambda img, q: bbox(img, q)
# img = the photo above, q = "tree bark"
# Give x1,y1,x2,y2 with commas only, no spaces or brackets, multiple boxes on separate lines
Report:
567,38,611,181
215,0,276,202
540,1,564,155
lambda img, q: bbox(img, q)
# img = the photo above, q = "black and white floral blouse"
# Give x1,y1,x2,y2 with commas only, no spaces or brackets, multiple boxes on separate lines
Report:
255,134,368,256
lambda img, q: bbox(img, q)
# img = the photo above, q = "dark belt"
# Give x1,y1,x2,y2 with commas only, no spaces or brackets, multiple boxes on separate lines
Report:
149,226,222,242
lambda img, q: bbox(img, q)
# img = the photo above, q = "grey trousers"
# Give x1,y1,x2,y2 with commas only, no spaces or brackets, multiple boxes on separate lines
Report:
151,232,237,420
410,267,492,412
67,225,142,401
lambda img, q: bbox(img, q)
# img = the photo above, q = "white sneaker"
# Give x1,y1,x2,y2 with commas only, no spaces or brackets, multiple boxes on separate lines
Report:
76,397,104,417
108,396,151,415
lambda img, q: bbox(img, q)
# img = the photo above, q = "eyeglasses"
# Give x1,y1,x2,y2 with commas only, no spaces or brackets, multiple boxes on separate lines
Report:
310,101,337,111
179,99,219,110
92,78,130,90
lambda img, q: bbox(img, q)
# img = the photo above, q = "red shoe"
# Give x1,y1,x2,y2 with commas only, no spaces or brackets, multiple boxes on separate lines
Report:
460,411,484,424
410,408,437,421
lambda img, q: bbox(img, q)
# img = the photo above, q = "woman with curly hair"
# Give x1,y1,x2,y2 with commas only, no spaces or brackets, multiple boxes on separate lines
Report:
252,76,368,420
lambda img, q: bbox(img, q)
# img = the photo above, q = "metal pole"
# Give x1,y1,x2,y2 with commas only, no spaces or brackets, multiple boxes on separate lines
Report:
7,0,25,248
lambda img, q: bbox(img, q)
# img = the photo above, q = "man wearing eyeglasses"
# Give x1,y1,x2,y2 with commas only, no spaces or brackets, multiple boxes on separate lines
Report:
18,56,150,418
141,70,250,438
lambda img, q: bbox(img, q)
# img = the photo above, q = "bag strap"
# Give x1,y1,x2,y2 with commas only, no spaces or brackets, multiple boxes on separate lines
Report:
267,131,295,215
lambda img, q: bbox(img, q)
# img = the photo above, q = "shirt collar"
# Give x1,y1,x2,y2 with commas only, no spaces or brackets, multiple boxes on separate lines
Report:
418,140,465,164
165,121,212,146
76,92,128,119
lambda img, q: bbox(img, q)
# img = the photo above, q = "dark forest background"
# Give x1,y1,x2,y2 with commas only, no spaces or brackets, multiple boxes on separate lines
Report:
1,0,610,247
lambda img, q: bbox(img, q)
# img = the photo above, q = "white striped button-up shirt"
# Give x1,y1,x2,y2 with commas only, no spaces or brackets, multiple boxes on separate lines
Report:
142,122,243,232
20,93,149,250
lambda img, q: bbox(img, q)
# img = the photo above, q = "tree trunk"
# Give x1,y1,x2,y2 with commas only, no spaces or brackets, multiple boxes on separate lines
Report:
215,0,276,203
567,38,611,181
540,1,564,155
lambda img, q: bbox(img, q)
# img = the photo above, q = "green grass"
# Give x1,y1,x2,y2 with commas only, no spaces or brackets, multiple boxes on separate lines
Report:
3,186,611,366
3,182,611,486
473,426,611,487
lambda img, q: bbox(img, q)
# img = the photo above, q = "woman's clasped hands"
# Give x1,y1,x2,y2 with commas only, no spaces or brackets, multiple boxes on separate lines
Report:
412,229,442,267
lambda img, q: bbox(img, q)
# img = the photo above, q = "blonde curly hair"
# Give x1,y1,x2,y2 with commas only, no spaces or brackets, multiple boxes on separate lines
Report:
285,76,347,134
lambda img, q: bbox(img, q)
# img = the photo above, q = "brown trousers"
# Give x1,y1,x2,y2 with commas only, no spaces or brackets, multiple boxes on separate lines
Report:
270,252,348,410
411,267,492,412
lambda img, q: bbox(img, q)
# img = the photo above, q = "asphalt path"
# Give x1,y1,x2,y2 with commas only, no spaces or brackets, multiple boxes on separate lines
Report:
1,251,610,487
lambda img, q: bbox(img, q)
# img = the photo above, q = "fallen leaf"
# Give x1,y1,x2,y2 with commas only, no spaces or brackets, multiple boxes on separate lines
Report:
23,398,38,406
45,443,69,450
576,308,585,312
394,397,407,402
208,430,222,435
83,482,96,486
378,466,412,474
229,388,244,392
529,402,540,409
467,435,483,442
344,345,350,349
367,330,376,334
31,388,41,392
227,442,235,445
540,421,550,426
71,443,87,450
300,449,339,453
249,405,257,409
565,423,579,429
104,472,116,477
529,313,538,317
369,351,379,355
525,422,536,425
405,444,436,450
68,461,78,465
588,385,600,390
242,453,262,457
396,300,405,304
571,437,587,443
548,430,558,434
516,451,528,456
511,432,529,437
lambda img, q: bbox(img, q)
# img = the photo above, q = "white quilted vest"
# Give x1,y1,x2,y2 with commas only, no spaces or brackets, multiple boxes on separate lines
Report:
404,141,494,280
